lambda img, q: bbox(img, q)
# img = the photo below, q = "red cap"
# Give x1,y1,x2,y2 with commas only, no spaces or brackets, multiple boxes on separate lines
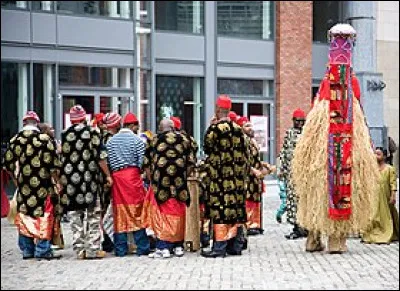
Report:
293,108,306,119
237,116,249,127
123,112,139,125
216,94,232,110
70,105,87,123
94,113,105,124
103,112,122,129
228,111,238,123
23,111,40,123
170,116,182,130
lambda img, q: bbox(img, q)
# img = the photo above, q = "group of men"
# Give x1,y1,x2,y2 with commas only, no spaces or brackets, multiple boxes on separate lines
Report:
3,93,274,260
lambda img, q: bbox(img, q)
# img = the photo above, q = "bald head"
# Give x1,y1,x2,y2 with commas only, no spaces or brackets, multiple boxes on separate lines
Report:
159,119,174,132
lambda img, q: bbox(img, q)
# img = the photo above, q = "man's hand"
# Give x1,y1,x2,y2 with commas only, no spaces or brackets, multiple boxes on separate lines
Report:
106,176,113,187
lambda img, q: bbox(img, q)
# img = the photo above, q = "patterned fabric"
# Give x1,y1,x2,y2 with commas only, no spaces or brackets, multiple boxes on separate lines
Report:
60,123,107,211
69,198,102,257
247,137,263,202
203,120,250,224
106,129,145,172
325,64,354,220
2,128,60,218
279,127,303,225
143,130,196,205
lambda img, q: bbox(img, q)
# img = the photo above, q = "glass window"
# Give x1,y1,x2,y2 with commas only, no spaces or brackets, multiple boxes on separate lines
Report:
1,1,28,9
156,76,204,143
155,1,204,34
313,1,341,43
59,66,113,87
1,63,20,148
217,1,274,40
31,1,54,11
217,79,264,96
57,1,132,19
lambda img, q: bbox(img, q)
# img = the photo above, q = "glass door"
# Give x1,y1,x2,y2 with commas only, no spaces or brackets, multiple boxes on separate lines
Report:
100,96,131,118
62,95,95,129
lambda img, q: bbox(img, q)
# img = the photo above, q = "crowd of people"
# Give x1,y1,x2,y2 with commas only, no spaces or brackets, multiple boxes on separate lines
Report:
1,23,399,262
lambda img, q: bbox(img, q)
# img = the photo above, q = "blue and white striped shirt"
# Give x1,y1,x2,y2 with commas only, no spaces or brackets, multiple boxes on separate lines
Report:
106,129,146,172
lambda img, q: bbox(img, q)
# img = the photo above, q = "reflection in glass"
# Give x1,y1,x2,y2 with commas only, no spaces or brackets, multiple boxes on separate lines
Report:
313,1,340,43
1,1,28,9
218,79,263,96
59,66,112,87
155,1,204,34
57,1,132,18
217,1,274,40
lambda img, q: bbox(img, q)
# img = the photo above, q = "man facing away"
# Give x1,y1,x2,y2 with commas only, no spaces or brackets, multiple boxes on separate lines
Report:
143,119,196,258
3,111,62,260
201,94,250,258
106,112,151,257
60,105,113,260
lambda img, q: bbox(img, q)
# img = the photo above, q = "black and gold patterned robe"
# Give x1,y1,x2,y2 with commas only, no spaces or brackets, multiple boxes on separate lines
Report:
279,127,303,225
2,129,60,218
203,120,250,224
247,137,263,202
143,130,196,205
60,124,107,211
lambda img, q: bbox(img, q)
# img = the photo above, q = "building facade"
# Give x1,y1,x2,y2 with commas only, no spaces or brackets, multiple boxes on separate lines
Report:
1,1,391,164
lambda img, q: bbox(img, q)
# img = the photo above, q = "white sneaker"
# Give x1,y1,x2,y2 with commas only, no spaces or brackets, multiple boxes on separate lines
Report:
161,249,171,258
148,249,171,259
148,249,162,258
174,247,184,257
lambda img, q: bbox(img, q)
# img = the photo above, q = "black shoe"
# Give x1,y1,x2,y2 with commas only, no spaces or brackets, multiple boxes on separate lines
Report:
36,253,62,261
136,250,151,256
285,232,301,240
247,229,261,236
276,215,282,224
227,250,242,256
22,255,34,260
200,250,226,258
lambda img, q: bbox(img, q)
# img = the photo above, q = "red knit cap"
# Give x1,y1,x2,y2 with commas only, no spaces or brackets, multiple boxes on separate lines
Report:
292,108,306,119
170,116,182,130
70,105,87,123
237,116,249,127
95,113,105,124
23,111,40,123
228,111,238,123
103,112,122,129
123,112,139,125
216,94,232,110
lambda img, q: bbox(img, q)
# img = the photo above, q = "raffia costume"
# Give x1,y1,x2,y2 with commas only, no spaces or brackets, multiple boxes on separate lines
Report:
291,24,379,253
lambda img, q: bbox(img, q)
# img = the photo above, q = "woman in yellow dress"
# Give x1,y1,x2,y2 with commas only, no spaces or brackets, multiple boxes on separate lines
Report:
362,147,399,244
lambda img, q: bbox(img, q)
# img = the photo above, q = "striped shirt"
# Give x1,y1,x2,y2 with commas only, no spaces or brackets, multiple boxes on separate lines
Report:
106,128,146,172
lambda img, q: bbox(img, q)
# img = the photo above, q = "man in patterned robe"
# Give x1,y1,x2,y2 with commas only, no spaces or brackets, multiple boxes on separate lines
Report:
60,105,113,260
279,108,307,240
143,119,196,258
3,111,61,260
201,95,250,258
239,117,274,236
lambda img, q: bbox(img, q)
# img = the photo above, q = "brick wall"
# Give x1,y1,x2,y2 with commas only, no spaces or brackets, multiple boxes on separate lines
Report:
275,1,313,153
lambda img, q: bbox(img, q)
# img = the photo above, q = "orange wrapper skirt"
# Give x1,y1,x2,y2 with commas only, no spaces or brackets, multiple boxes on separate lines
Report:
112,167,146,233
142,187,186,242
246,200,261,229
15,196,54,241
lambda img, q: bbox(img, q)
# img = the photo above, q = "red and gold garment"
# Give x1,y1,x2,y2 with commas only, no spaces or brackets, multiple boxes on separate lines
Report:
142,187,186,243
111,167,146,233
319,64,361,220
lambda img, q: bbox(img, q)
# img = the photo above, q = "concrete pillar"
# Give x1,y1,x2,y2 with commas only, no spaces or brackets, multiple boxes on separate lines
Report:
193,78,201,146
18,64,28,130
111,68,118,112
344,1,385,147
43,65,53,123
275,1,312,151
204,1,217,126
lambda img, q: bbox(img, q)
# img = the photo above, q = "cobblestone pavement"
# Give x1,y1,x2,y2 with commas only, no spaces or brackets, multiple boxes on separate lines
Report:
1,182,399,290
